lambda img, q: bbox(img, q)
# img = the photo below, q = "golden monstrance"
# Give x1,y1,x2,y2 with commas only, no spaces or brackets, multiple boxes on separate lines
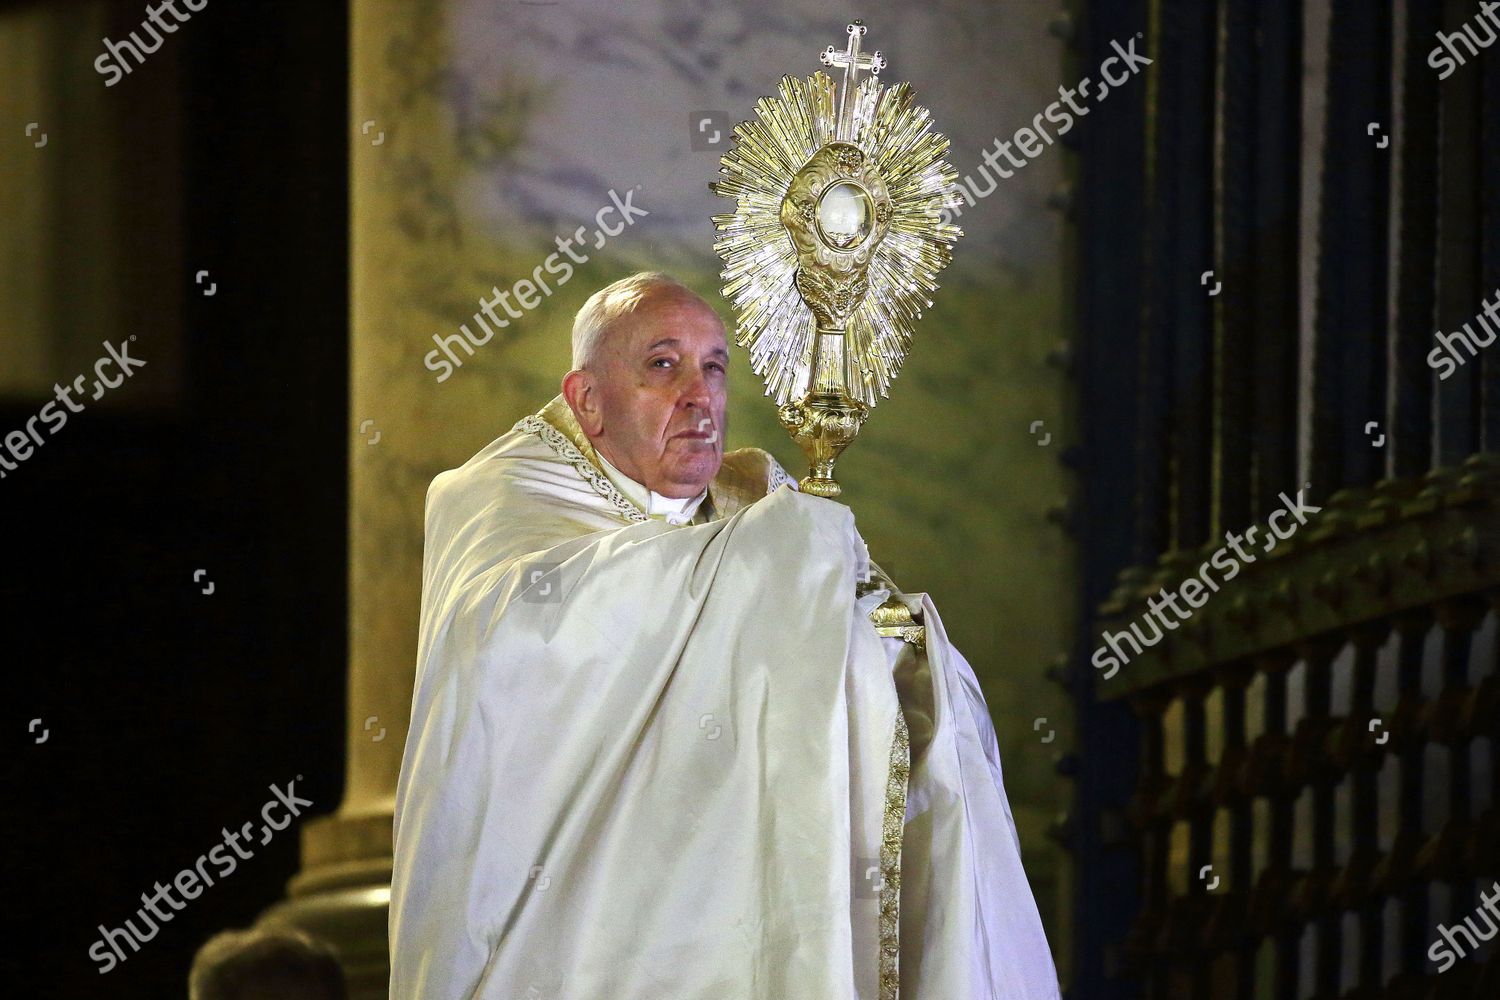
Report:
712,19,963,499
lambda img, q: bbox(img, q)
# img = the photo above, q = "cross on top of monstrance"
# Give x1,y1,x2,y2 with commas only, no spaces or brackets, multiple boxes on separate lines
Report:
711,20,962,499
820,21,886,142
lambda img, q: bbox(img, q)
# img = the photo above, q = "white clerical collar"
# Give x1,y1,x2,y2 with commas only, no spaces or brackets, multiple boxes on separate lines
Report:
594,449,708,526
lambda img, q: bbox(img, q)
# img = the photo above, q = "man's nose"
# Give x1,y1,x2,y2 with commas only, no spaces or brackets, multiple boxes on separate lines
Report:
680,369,713,409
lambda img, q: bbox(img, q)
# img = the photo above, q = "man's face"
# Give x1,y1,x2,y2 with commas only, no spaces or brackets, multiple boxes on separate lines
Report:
565,291,729,499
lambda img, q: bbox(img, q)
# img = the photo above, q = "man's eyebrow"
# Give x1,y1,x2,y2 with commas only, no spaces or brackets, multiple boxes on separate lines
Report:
645,337,730,360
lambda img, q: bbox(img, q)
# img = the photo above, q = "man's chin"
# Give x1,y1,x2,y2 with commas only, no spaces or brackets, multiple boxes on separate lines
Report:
656,457,721,498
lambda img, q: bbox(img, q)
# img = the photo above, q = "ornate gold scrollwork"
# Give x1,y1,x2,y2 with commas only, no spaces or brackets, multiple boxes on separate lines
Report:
774,143,893,496
712,20,962,498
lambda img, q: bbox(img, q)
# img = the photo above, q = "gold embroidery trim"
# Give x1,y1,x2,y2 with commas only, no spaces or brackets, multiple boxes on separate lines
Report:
520,395,799,523
767,458,797,494
880,704,910,1000
513,414,651,524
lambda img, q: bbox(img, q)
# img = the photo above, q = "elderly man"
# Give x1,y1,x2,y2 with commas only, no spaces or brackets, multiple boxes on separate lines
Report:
390,272,1058,999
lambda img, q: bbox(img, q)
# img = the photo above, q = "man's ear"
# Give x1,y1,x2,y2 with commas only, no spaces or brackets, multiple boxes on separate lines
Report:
561,369,603,436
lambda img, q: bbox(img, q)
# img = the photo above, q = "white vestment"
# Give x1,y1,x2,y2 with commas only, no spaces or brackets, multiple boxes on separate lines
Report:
390,394,1060,1000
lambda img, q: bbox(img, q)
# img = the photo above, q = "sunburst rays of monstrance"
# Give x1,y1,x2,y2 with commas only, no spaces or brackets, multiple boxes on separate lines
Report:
712,19,962,500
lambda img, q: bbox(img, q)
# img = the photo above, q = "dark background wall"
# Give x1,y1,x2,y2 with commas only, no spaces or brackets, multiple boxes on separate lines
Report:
2,1,349,995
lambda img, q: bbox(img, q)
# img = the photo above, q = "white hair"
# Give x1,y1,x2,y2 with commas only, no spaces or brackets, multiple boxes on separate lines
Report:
570,271,702,371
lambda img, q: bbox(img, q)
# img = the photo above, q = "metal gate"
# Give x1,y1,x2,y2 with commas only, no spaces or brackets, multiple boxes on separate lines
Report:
1060,1,1500,996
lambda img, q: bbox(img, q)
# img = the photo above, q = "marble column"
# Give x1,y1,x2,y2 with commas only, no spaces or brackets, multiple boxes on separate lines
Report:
257,2,531,995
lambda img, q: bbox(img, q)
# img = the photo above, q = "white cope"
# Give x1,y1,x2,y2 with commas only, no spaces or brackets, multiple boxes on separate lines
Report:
388,394,1061,1000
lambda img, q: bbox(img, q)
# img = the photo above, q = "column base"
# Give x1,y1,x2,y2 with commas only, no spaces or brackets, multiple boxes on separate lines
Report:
256,811,393,1000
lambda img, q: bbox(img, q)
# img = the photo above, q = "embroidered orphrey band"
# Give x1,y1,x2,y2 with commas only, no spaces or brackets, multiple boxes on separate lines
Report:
768,459,797,494
880,705,911,1000
513,414,650,524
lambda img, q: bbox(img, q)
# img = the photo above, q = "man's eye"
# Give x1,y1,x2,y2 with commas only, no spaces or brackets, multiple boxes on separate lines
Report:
651,358,672,368
708,362,726,373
